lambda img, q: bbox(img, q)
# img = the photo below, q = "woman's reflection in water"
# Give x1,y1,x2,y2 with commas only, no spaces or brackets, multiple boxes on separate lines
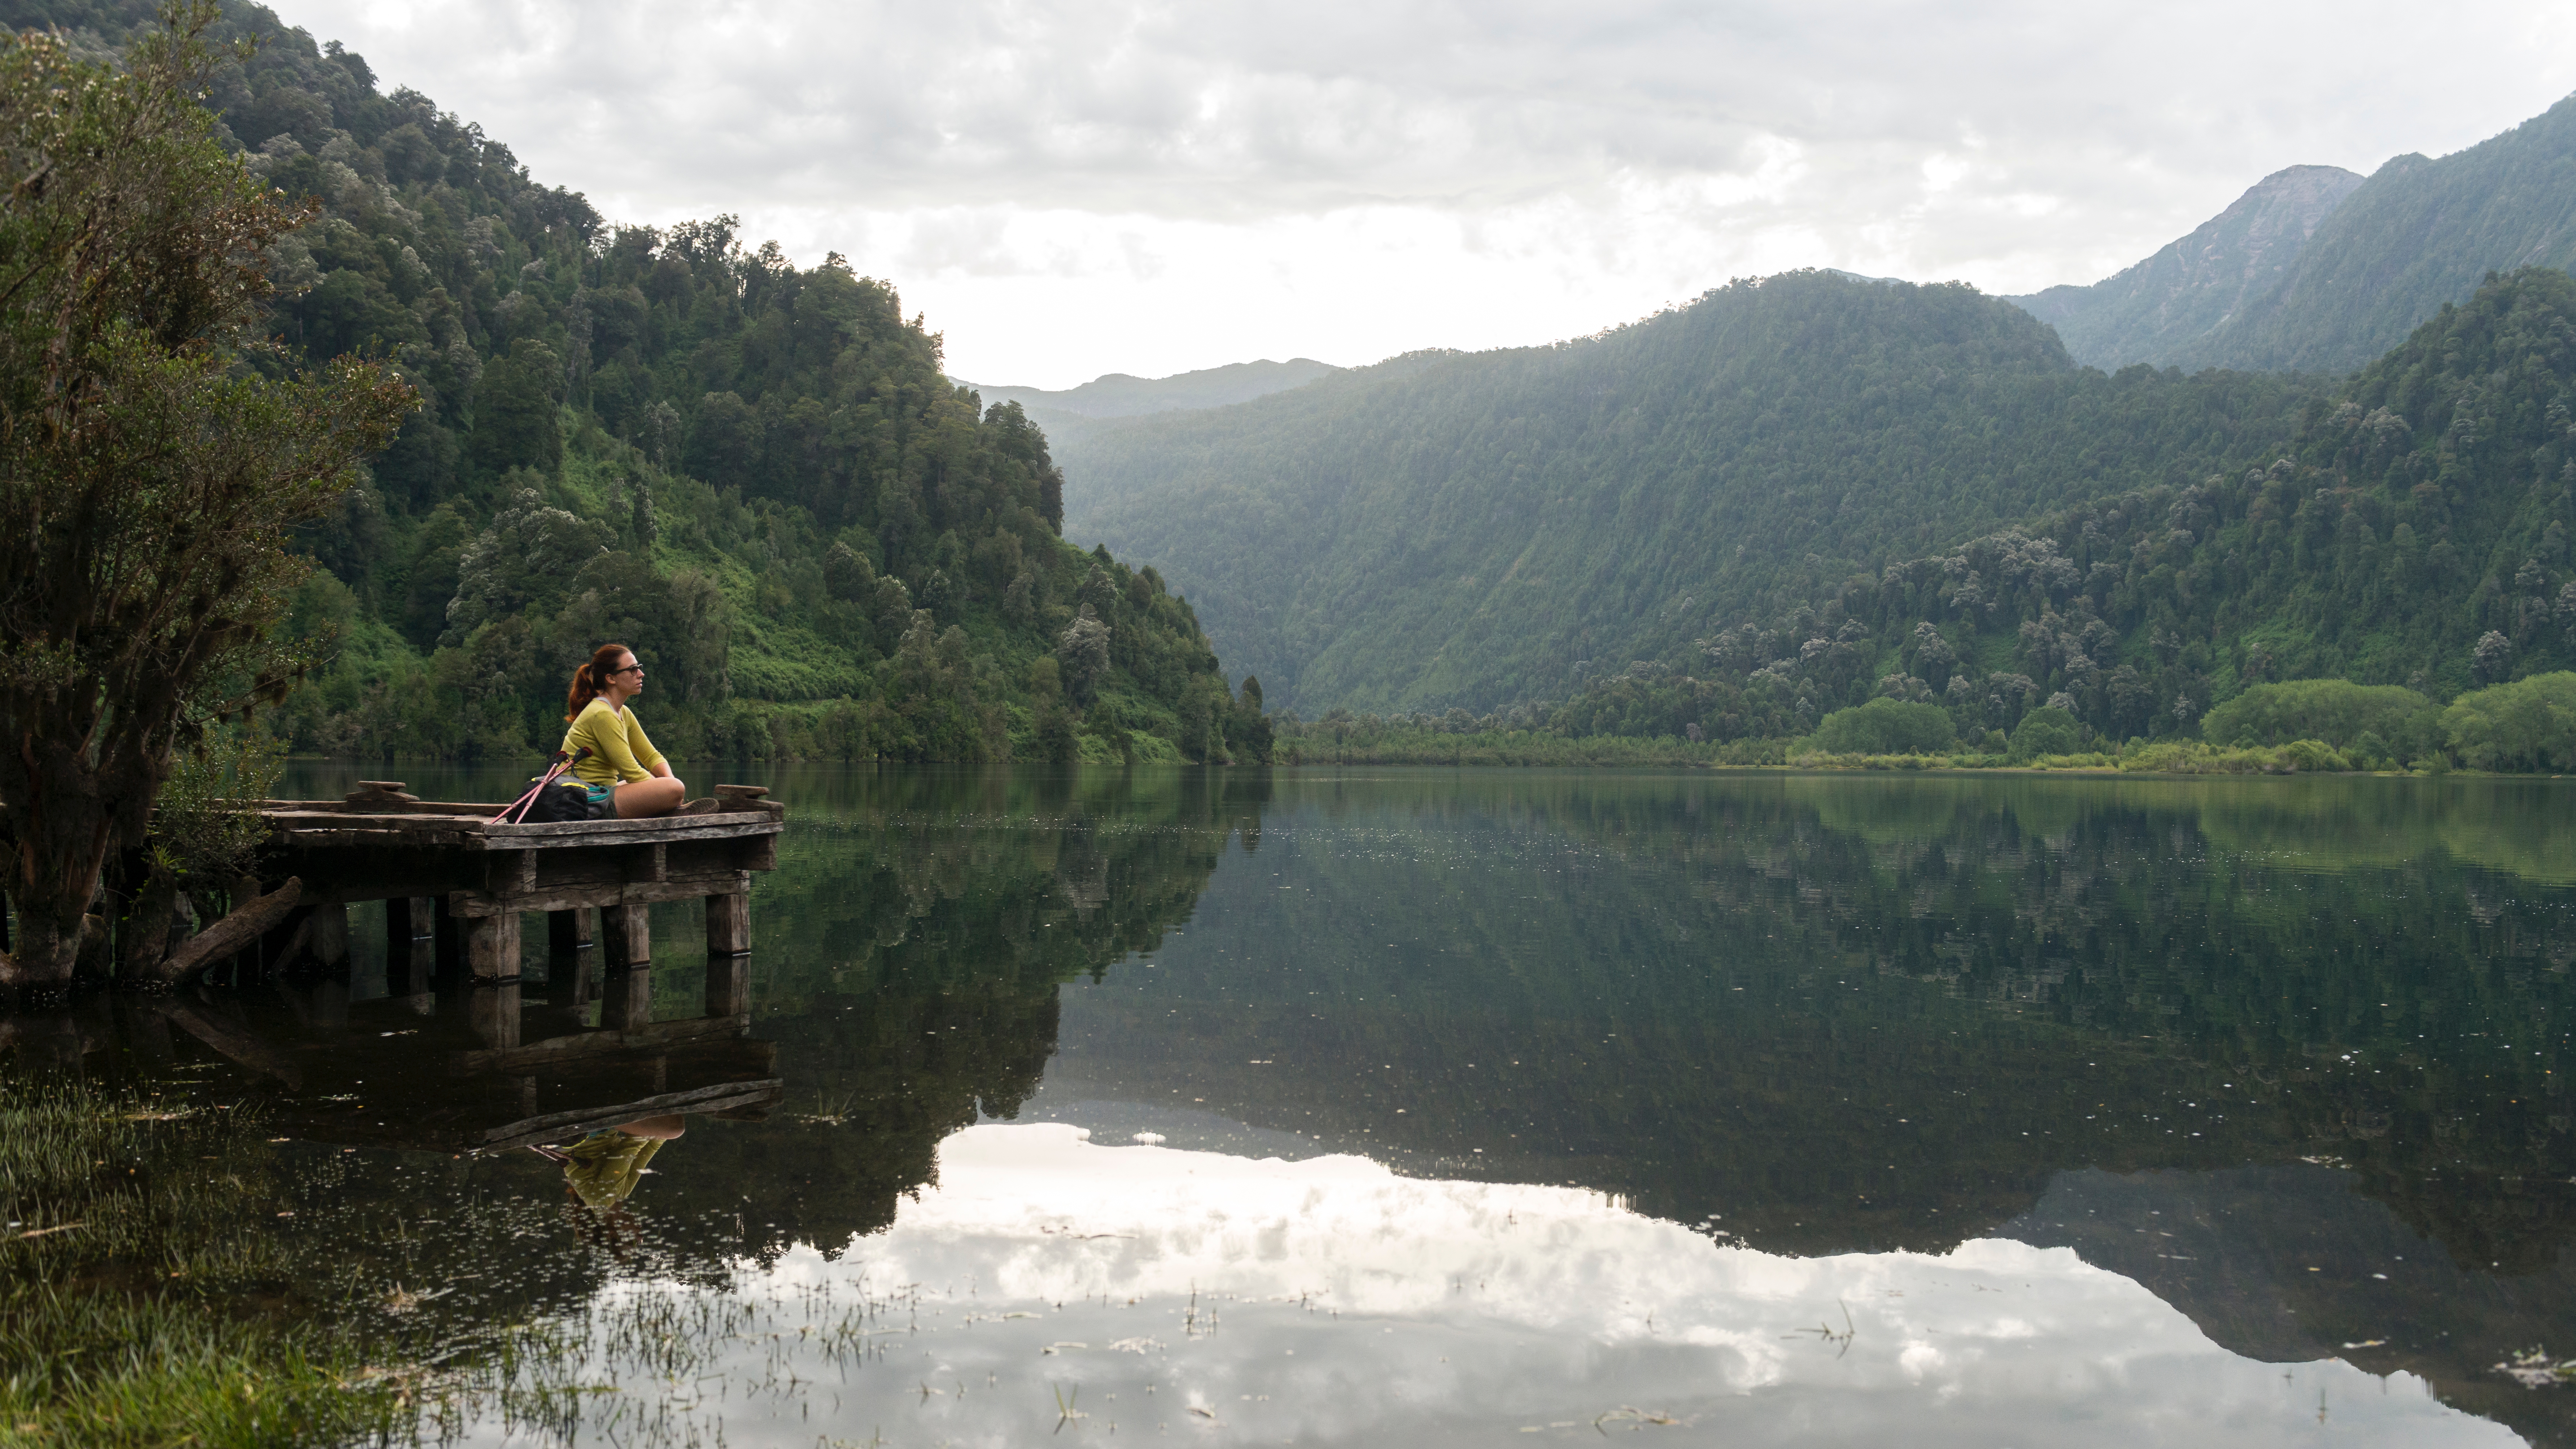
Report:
534,1114,685,1253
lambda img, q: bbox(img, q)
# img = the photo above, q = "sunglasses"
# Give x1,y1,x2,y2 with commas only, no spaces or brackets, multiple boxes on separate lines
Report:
611,664,644,676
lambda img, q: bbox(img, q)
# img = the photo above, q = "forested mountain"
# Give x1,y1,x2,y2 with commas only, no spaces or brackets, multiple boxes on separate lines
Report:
3,0,1253,765
2015,93,2576,374
1553,268,2576,755
2010,165,2362,369
1058,271,2319,714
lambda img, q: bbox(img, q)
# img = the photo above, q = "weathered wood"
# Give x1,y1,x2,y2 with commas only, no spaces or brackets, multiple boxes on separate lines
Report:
260,907,315,977
447,869,750,919
493,850,537,895
600,903,649,969
601,962,650,1032
706,953,750,1017
134,997,302,1088
467,981,520,1049
466,912,520,980
473,1080,783,1153
261,799,493,817
450,1012,750,1073
476,816,781,849
305,903,350,974
714,784,769,804
706,892,751,956
154,877,303,983
344,782,420,805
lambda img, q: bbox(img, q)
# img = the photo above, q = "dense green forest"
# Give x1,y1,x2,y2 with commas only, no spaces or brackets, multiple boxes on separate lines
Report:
2018,91,2576,374
1532,268,2576,763
1061,269,2322,716
0,0,1261,766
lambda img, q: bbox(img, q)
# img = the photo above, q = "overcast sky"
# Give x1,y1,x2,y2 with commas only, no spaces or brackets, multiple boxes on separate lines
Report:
278,0,2576,389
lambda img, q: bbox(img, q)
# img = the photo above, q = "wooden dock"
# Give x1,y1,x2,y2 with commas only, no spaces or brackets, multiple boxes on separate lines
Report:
234,780,787,1046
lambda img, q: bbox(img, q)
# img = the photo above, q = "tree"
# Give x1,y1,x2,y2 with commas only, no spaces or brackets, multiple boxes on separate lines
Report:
1058,605,1110,709
823,541,874,602
0,3,410,989
2474,630,2514,685
467,337,563,477
1226,675,1274,763
1811,697,1955,755
2009,706,2084,761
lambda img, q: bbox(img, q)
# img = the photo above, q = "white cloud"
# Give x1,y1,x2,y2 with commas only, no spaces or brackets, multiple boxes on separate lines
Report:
446,1126,2511,1446
278,0,2576,385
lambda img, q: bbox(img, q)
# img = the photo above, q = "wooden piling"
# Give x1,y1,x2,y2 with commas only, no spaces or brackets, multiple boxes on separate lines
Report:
706,892,750,956
466,912,520,980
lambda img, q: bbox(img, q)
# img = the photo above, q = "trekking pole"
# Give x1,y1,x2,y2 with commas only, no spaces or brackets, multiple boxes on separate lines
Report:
492,748,589,824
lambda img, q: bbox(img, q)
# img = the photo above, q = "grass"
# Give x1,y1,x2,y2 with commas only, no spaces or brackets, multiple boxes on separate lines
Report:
0,1076,409,1449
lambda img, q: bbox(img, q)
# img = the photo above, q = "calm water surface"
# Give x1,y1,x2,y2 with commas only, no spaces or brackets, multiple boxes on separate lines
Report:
16,766,2576,1445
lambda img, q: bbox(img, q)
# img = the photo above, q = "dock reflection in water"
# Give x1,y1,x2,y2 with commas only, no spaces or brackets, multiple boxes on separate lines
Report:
9,765,2576,1445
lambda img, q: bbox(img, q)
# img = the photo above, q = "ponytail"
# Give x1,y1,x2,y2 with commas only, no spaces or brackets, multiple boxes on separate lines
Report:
566,642,634,722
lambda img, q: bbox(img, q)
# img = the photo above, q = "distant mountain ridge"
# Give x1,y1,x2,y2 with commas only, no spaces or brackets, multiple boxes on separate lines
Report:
959,358,1340,420
2011,164,2363,369
2015,92,2576,374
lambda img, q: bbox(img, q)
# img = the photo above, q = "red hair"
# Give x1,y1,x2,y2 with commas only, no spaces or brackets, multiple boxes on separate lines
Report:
566,643,634,722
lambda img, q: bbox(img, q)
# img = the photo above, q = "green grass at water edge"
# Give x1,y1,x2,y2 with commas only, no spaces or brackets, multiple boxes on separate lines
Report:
0,1076,409,1449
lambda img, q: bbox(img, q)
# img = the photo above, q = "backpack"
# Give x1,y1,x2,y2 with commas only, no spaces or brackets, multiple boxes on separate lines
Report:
524,779,615,823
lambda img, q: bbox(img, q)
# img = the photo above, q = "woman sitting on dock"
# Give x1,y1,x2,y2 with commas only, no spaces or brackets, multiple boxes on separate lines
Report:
562,644,687,818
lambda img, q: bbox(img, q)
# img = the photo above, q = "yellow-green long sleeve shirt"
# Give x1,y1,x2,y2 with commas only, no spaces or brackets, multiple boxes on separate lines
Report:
559,698,666,786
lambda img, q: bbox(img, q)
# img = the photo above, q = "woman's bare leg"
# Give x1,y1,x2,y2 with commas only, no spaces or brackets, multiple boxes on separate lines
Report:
614,776,687,818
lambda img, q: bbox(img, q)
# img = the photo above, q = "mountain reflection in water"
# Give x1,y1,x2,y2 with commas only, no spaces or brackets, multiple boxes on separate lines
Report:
9,765,2575,1445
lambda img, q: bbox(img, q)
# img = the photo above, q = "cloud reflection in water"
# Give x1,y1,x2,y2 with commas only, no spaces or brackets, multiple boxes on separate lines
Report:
471,1124,2510,1446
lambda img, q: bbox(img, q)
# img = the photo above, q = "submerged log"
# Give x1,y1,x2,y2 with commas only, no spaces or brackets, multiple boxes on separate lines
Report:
152,877,303,984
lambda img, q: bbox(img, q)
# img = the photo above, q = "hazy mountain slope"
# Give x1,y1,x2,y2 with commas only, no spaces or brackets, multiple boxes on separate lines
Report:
962,358,1341,419
1058,271,2318,713
2188,93,2576,374
2010,165,2363,369
2012,93,2576,376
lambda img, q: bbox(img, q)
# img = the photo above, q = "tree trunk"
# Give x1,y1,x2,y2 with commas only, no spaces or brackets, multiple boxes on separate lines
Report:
149,877,301,985
0,727,132,990
1,910,84,991
118,867,183,979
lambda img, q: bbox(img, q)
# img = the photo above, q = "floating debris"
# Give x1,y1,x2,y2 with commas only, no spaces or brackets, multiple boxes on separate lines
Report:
2498,1348,2576,1388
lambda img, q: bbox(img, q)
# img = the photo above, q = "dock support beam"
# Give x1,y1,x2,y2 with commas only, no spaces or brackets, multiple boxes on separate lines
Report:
706,893,750,956
307,903,350,976
599,903,651,1031
601,904,649,971
466,912,519,981
601,962,651,1032
468,982,521,1049
707,955,750,1018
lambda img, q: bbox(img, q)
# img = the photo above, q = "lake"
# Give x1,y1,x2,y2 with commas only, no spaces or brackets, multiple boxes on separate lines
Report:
11,765,2576,1446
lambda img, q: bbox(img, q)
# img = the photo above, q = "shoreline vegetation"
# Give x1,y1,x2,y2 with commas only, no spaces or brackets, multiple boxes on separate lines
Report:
286,672,2576,776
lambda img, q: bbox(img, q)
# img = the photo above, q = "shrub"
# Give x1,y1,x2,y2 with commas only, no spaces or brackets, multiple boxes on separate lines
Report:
1811,697,1956,755
2008,706,2083,762
2201,679,2435,759
2440,672,2576,771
